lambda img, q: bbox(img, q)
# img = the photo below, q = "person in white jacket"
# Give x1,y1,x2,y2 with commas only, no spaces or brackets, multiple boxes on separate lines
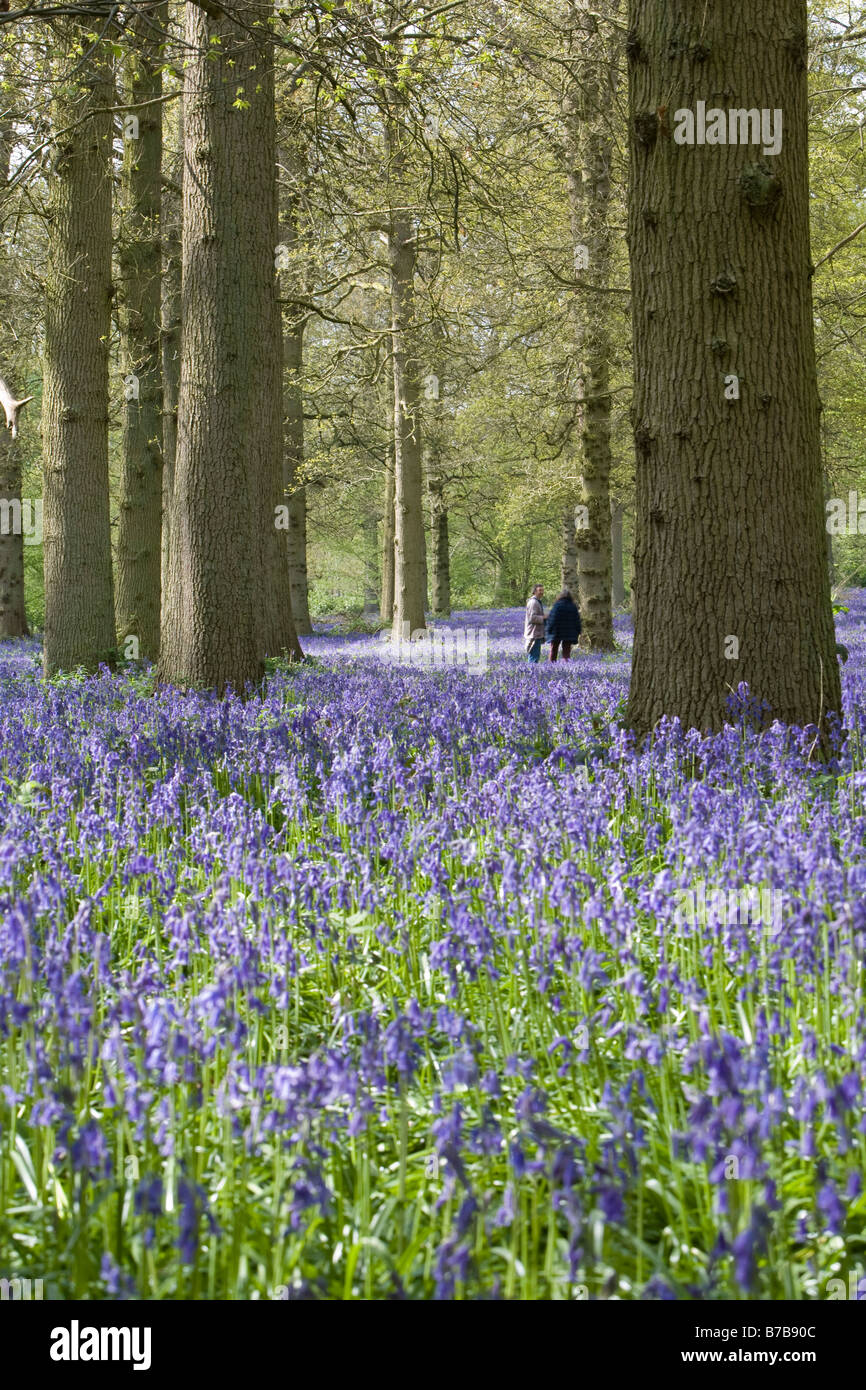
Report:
524,584,545,663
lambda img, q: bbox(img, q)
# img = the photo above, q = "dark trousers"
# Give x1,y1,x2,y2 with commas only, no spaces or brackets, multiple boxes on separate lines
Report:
550,639,572,662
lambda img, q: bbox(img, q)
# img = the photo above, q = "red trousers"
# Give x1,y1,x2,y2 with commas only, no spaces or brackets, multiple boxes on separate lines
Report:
549,640,572,662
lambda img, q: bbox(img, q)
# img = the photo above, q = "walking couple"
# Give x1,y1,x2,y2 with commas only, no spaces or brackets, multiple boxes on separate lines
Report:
524,583,581,664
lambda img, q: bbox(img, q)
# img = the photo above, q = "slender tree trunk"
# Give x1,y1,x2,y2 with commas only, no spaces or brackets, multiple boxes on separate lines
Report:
0,433,29,638
429,472,451,618
424,332,450,618
625,1,840,735
0,100,28,639
386,110,427,637
157,1,299,693
363,513,379,618
116,6,164,661
563,1,616,650
822,472,835,586
42,27,116,675
282,322,312,634
611,498,626,607
278,132,312,634
380,433,395,623
160,79,182,642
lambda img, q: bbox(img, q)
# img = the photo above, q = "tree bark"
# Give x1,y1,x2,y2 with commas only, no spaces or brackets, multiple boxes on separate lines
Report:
563,1,616,650
0,430,29,638
278,131,312,635
425,330,450,618
157,1,299,694
611,498,626,608
822,471,835,586
42,25,116,675
115,5,164,662
282,321,312,634
625,1,841,736
386,110,427,637
429,469,451,618
0,98,29,639
380,432,395,623
363,512,379,618
560,503,578,595
160,77,182,644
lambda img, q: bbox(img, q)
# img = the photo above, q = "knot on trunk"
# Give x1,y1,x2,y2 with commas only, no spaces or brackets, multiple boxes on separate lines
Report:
710,271,737,296
739,161,783,211
634,111,659,148
634,424,654,456
626,29,645,64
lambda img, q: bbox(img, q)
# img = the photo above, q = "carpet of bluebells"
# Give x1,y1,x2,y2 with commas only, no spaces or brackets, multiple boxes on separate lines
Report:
1,599,865,1300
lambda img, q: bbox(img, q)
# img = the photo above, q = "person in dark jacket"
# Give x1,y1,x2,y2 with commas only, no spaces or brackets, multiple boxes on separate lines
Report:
545,588,581,662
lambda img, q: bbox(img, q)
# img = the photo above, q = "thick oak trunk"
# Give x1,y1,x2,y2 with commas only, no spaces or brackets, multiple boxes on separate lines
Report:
157,2,299,693
42,28,116,675
625,1,841,736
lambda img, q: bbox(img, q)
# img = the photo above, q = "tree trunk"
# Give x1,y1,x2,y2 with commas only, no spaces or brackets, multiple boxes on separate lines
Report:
429,471,451,618
561,503,578,594
157,1,298,694
115,6,164,662
425,332,451,618
387,112,427,638
363,512,379,619
282,322,312,634
0,431,29,638
625,1,841,736
42,26,116,676
160,80,182,643
822,472,835,586
380,434,395,623
0,99,29,639
611,498,626,608
563,1,616,650
278,132,312,635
